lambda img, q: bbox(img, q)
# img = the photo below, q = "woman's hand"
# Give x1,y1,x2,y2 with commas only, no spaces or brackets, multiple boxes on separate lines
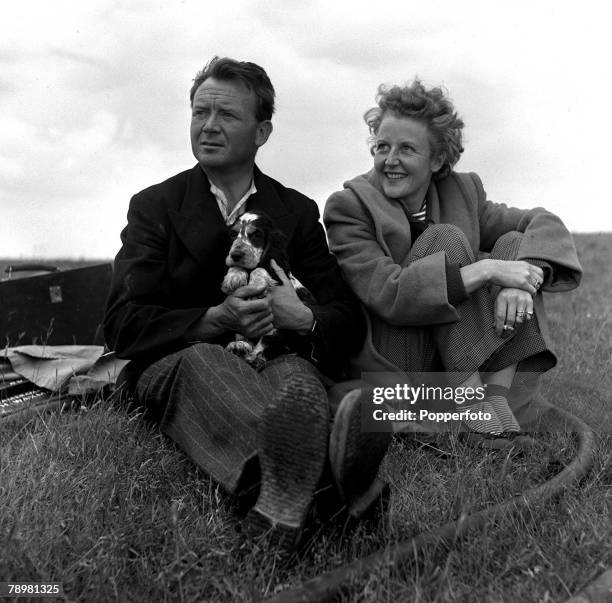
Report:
493,287,534,336
461,259,543,296
487,259,544,295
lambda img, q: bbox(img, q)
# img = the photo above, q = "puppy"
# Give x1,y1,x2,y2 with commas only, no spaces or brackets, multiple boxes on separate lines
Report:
221,211,314,368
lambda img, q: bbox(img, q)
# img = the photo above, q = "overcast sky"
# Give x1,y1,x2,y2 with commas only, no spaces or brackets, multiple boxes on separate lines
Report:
2,0,611,259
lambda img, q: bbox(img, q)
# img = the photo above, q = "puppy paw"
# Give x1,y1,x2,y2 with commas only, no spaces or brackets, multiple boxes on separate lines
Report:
222,267,249,294
249,267,275,290
226,340,253,358
246,352,267,370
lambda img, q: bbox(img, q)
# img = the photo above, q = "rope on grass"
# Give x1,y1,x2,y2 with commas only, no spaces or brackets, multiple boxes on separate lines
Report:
267,406,596,603
562,567,612,602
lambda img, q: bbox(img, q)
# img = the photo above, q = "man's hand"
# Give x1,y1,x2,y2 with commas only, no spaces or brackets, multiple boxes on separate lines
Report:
269,259,314,333
494,287,534,337
197,283,275,340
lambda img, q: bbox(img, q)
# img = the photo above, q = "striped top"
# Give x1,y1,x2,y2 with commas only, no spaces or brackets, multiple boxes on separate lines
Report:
409,202,427,223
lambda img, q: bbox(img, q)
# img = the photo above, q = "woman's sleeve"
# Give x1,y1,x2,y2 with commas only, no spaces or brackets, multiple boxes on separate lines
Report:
473,173,582,291
324,190,461,327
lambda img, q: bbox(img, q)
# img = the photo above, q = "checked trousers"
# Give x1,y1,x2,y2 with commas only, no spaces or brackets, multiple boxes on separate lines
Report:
371,224,556,382
135,345,325,494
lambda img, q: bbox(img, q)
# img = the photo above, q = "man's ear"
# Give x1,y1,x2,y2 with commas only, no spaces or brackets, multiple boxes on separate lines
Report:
255,120,273,148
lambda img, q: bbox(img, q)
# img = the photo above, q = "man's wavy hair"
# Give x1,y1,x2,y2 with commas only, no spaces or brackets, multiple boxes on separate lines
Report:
364,79,464,180
189,56,275,122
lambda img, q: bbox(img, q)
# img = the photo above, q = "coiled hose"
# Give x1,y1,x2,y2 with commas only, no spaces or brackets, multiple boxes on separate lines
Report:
268,405,596,603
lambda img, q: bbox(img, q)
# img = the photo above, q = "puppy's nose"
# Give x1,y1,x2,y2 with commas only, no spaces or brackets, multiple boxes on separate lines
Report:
230,251,244,262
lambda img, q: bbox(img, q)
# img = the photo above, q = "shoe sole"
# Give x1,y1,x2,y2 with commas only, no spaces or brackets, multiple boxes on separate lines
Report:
250,373,329,546
329,389,392,517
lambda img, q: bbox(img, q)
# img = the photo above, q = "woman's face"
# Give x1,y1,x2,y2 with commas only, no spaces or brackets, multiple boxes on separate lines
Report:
373,113,443,211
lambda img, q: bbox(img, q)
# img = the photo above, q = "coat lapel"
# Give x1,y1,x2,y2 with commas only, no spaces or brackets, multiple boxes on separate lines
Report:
247,165,291,222
168,165,228,268
345,170,413,264
167,164,294,269
425,179,441,224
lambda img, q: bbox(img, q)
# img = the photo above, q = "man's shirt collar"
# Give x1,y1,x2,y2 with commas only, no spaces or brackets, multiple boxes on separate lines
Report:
209,177,257,225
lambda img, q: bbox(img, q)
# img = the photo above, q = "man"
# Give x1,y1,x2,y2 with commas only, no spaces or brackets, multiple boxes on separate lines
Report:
104,57,390,549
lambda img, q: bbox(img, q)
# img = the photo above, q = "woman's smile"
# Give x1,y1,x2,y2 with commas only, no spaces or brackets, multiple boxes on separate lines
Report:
373,113,442,211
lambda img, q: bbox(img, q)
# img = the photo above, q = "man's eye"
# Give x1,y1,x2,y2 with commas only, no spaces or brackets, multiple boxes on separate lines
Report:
375,143,389,152
229,230,239,239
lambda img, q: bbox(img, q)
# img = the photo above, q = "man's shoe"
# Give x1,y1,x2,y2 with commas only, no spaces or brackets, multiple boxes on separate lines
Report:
329,388,392,519
245,373,329,551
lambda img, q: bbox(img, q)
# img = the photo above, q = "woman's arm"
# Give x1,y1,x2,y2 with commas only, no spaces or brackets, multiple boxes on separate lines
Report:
324,189,460,327
460,259,543,295
472,173,582,291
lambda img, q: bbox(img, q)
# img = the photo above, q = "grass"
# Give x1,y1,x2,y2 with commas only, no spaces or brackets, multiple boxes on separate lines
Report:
1,233,611,602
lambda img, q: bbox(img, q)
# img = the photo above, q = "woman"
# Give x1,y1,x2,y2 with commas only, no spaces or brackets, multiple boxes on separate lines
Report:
323,79,582,443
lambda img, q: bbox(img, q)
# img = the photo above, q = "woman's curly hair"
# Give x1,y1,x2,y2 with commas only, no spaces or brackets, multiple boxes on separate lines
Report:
364,79,464,179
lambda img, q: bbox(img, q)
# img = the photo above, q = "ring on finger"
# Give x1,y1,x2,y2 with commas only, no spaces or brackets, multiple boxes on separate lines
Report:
502,324,515,332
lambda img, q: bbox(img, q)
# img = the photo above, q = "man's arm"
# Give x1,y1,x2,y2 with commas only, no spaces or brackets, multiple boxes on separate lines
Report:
103,192,209,359
287,198,365,379
268,259,314,334
104,191,280,360
187,285,275,340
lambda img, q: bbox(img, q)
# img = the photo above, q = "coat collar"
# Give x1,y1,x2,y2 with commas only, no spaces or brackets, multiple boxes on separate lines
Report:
343,169,447,263
425,178,441,224
176,164,290,220
352,168,444,224
168,164,289,268
248,165,290,220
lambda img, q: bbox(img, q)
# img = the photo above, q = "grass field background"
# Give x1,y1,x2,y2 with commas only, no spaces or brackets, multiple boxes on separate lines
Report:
0,232,610,602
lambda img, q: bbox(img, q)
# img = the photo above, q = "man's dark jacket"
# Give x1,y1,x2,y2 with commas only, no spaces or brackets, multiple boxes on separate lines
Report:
103,165,364,380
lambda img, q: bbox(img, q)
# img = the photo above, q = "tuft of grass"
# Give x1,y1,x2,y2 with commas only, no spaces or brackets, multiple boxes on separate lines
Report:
1,233,611,602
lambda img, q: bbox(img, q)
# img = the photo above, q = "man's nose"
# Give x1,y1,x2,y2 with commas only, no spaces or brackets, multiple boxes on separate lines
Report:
202,112,220,132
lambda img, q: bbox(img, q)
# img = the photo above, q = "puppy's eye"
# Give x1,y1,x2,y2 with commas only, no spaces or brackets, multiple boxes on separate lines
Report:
250,230,264,246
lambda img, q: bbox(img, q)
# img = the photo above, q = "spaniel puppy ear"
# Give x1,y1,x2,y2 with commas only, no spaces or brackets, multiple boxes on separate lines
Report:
262,229,291,280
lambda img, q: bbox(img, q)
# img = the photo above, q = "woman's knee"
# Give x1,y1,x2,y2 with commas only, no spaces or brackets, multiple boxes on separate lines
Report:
412,223,475,265
491,231,523,260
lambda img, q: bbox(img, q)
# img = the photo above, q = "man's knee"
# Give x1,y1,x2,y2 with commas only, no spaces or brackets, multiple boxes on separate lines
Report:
260,354,323,389
264,353,317,373
413,223,475,265
491,231,523,260
137,343,224,395
176,342,224,365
